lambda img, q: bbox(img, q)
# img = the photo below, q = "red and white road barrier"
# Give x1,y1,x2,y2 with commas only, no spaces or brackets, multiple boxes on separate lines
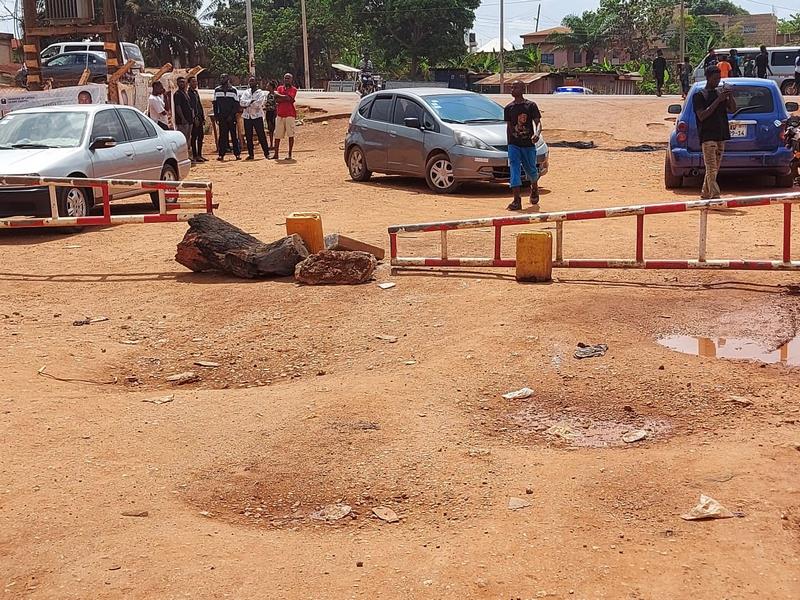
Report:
0,175,215,229
388,192,800,271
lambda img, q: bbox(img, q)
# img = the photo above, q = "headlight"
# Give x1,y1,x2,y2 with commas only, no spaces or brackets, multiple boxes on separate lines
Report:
454,130,494,151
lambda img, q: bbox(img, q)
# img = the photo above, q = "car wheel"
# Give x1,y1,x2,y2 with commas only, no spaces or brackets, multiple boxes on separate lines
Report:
57,186,91,218
347,146,372,182
425,153,460,194
775,174,795,188
151,163,179,210
664,152,682,189
780,80,798,96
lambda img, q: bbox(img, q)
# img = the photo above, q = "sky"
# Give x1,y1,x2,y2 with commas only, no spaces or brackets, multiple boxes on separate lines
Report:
0,0,794,41
473,0,795,48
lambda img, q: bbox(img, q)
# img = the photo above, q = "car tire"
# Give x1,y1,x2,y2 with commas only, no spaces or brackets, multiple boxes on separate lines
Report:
425,153,460,194
347,146,372,182
57,185,92,218
664,153,682,189
151,163,179,210
775,174,795,188
780,80,798,96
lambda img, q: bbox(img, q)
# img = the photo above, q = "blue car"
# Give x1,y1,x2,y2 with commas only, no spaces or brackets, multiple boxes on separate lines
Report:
665,78,798,189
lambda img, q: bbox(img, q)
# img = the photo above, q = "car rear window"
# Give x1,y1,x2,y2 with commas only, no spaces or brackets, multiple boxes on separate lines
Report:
118,109,151,141
730,86,775,114
369,96,393,122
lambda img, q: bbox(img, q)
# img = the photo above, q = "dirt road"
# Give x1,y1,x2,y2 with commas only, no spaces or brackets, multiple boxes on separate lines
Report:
1,95,799,599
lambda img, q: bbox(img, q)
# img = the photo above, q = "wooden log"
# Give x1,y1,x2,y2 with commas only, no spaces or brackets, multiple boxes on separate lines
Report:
175,213,309,278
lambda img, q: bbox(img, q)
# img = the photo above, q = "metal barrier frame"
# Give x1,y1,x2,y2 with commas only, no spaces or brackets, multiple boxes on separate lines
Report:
0,175,215,228
388,192,800,271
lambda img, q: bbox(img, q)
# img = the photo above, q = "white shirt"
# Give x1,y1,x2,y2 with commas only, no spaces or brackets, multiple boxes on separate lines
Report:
148,94,168,124
239,88,267,120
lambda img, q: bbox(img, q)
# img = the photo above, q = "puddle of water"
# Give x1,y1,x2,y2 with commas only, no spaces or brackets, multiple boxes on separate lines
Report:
509,409,670,448
658,335,800,366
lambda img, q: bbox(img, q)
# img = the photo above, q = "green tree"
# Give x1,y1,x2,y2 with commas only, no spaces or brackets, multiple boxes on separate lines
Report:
547,11,611,66
669,14,722,66
116,0,204,66
598,0,675,59
778,14,800,35
688,0,748,16
355,0,480,78
512,45,542,71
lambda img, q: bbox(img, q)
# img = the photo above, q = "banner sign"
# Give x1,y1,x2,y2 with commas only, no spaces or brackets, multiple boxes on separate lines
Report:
0,84,108,117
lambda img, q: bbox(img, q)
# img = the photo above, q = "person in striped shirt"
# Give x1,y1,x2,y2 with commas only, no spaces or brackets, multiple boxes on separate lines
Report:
212,73,241,161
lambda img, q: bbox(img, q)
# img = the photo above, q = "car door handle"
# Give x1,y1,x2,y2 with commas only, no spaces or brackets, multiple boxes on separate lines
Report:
388,130,397,137
124,151,134,157
156,145,164,152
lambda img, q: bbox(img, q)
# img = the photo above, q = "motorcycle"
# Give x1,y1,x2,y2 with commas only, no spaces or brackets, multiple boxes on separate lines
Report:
359,71,376,97
785,116,800,184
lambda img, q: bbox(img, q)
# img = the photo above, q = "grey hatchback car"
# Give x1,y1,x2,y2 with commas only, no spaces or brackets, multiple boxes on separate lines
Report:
344,88,548,193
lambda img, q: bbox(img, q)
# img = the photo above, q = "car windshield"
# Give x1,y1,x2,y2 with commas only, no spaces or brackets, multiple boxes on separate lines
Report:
0,111,87,149
122,43,144,62
424,94,504,124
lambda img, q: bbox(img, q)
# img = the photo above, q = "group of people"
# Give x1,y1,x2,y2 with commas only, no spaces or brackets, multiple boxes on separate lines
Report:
146,72,299,164
147,76,206,163
212,72,298,161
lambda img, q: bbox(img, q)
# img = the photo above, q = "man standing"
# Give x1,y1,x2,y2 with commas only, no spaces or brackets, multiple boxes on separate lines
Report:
213,73,241,161
717,55,732,79
679,62,691,100
504,80,542,211
148,81,170,130
188,76,206,162
794,48,800,94
173,76,194,152
274,73,297,160
755,46,772,79
653,49,667,97
265,80,278,150
729,48,742,77
703,47,718,69
693,67,736,200
239,76,271,160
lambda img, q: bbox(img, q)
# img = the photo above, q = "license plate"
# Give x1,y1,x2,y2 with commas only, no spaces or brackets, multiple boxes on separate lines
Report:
729,123,747,137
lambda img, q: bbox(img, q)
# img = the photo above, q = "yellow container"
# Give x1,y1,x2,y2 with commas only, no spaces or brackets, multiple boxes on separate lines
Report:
515,231,553,282
286,212,325,254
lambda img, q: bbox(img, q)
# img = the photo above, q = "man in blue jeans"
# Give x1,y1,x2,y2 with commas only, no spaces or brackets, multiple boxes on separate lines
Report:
504,81,542,211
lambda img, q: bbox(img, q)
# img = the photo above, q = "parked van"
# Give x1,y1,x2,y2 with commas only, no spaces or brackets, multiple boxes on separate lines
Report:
692,46,800,95
40,41,145,73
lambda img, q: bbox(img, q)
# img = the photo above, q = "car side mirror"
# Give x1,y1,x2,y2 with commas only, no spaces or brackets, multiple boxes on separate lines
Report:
667,104,682,115
404,117,421,129
90,136,116,150
786,102,799,113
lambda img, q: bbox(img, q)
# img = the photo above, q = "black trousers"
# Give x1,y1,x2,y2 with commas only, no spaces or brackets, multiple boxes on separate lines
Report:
191,119,204,158
218,117,240,157
244,117,270,157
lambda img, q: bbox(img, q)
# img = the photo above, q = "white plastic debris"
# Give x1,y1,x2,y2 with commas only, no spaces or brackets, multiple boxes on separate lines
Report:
502,387,534,400
622,429,648,443
681,494,734,521
508,497,532,510
310,503,352,522
142,395,174,405
372,506,399,523
378,282,396,289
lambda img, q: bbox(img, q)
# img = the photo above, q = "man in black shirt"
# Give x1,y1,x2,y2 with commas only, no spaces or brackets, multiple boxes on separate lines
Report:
653,49,667,97
504,80,542,211
188,76,206,162
755,46,772,79
693,66,736,199
173,76,194,153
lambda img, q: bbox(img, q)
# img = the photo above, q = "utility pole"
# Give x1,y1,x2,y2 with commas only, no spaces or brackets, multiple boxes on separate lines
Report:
499,0,504,91
245,0,255,76
679,0,686,66
535,2,541,32
301,0,311,89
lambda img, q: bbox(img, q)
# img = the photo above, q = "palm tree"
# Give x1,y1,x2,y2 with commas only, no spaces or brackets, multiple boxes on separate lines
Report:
116,0,204,66
513,45,542,71
547,11,611,67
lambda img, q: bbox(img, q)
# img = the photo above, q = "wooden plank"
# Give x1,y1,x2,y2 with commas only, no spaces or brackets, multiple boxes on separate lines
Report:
106,58,119,67
152,63,173,82
107,60,134,84
24,59,39,68
27,24,113,36
78,68,91,85
23,44,38,53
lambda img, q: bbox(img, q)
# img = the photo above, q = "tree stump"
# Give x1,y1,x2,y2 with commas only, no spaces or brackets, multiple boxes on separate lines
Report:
176,213,309,278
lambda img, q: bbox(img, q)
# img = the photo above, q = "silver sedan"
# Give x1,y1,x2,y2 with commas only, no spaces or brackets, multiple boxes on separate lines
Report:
0,104,190,218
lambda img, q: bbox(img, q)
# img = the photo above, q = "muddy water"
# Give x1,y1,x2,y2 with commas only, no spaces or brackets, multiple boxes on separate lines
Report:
657,335,800,367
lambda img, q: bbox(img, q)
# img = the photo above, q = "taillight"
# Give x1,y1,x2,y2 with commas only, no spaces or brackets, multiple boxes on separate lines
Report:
676,121,688,144
778,124,786,141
